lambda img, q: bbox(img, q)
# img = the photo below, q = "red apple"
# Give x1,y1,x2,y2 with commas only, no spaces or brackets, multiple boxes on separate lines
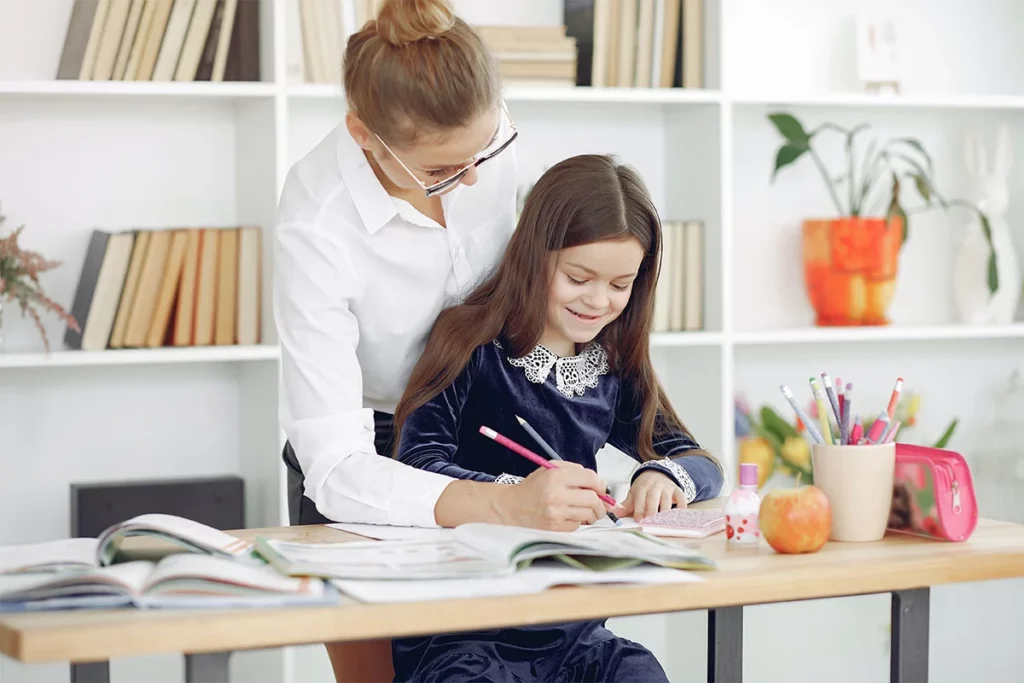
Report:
759,485,831,554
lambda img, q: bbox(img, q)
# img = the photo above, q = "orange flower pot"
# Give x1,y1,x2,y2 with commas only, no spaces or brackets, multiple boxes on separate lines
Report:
802,216,903,326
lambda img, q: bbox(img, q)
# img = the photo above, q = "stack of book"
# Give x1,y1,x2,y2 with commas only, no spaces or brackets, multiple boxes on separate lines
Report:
653,220,704,332
64,226,262,352
475,26,579,88
56,0,260,82
565,0,704,88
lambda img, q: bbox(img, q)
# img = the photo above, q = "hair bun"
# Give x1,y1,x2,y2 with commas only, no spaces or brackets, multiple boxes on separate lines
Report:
375,0,456,47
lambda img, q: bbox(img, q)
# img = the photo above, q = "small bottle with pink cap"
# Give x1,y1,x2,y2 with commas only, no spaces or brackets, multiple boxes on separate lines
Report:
724,463,762,545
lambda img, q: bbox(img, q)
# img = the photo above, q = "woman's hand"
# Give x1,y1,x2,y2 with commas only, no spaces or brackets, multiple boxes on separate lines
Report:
621,470,687,521
493,461,621,532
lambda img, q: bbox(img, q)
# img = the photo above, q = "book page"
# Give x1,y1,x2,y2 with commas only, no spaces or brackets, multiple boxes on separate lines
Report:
0,537,99,574
333,564,702,604
96,513,252,565
0,561,152,604
256,537,512,580
144,553,318,595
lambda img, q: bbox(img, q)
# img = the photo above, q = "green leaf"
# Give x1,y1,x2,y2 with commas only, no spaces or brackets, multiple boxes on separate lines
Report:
912,173,931,203
772,143,808,181
988,250,999,294
761,406,800,441
980,213,993,243
932,418,958,449
767,112,810,144
892,137,934,172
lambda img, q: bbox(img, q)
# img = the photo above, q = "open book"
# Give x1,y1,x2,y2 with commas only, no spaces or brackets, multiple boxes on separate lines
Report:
0,554,333,612
0,513,255,575
256,522,716,580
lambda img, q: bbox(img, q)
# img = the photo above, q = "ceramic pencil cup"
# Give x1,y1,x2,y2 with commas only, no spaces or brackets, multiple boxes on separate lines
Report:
811,443,896,542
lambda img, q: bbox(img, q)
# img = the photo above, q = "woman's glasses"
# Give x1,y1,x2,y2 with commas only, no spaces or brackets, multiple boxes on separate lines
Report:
374,102,518,198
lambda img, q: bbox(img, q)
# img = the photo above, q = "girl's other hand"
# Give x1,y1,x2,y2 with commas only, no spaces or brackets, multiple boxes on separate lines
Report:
495,461,620,532
621,470,687,521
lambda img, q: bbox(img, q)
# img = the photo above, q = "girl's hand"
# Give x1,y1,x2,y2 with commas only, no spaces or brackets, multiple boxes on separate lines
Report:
494,461,622,532
621,470,687,521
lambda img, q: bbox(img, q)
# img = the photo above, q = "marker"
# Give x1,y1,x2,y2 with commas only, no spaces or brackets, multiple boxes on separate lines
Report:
516,415,620,502
479,425,620,523
779,385,824,444
836,376,845,418
809,377,834,445
842,382,853,444
849,415,863,445
821,372,846,444
886,377,904,421
866,412,890,444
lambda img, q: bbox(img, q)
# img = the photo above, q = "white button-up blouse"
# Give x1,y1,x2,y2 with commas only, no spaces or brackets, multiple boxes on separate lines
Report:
273,119,518,527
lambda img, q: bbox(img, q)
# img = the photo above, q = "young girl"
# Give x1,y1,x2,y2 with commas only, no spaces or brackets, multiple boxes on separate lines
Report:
391,154,724,682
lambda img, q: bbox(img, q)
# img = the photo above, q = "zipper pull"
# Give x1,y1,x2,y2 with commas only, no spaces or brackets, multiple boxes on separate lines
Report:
952,481,962,514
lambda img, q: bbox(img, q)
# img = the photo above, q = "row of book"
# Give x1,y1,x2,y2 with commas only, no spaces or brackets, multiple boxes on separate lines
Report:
566,0,704,88
290,0,376,84
65,226,262,352
56,0,260,82
653,220,704,332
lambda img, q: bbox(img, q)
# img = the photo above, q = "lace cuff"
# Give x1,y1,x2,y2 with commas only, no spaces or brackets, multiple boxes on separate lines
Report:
495,473,524,485
632,459,697,504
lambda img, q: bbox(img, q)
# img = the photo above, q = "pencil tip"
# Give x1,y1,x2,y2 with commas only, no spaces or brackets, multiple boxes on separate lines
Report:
515,415,525,424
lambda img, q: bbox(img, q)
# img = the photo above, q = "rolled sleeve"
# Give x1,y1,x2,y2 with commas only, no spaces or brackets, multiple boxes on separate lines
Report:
274,219,454,526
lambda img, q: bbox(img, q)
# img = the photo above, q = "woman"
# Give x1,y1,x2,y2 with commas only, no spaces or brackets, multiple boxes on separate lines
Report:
275,0,614,535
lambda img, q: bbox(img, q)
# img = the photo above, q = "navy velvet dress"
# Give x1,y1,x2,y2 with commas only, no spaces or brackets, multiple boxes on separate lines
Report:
393,338,724,683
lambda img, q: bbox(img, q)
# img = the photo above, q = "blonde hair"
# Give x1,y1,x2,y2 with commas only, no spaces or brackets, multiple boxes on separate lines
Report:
343,0,501,147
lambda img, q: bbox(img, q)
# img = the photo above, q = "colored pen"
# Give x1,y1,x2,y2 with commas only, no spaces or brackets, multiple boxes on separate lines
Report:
886,377,904,421
884,420,901,444
516,415,620,503
479,425,620,521
821,372,846,444
809,377,834,445
849,415,863,445
842,382,853,444
866,412,890,444
779,384,824,444
836,376,845,418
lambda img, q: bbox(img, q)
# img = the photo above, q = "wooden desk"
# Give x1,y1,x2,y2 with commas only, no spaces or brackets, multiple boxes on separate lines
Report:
3,517,1024,683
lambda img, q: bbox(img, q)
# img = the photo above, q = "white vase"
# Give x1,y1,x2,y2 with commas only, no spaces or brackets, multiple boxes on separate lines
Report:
953,125,1023,324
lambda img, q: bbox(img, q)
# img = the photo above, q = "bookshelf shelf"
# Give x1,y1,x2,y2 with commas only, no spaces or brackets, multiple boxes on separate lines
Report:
731,91,1024,111
0,81,277,100
732,324,1024,347
286,84,722,105
651,331,724,347
0,345,280,369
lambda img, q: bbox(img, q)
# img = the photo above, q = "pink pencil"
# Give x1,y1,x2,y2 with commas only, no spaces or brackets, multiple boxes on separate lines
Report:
479,425,619,509
886,378,904,420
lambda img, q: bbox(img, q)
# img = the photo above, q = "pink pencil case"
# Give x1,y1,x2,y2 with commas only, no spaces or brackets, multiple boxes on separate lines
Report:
887,443,978,542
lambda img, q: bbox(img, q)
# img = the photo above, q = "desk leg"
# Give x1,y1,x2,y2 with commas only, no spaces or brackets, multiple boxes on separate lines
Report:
707,606,743,683
70,662,109,683
891,588,929,683
185,652,231,683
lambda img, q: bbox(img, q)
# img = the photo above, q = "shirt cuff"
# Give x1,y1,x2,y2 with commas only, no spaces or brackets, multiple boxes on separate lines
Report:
387,465,457,528
632,459,698,504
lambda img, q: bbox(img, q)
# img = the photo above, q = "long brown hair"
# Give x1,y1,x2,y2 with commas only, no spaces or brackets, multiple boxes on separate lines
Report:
394,154,711,465
343,0,500,146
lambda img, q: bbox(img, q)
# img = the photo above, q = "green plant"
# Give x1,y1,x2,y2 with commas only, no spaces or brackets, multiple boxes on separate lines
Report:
767,111,1000,294
0,204,79,352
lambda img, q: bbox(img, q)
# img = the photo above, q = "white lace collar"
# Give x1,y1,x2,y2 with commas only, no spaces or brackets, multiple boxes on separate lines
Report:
496,340,610,398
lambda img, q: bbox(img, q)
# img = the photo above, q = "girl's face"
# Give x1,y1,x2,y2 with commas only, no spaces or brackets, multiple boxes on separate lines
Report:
541,237,645,356
347,108,502,197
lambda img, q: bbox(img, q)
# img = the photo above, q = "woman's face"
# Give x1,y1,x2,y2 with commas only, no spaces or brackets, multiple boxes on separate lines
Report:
348,107,502,196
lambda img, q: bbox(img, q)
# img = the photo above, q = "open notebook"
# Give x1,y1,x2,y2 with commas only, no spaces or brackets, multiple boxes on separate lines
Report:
256,522,716,580
0,553,333,612
0,513,255,575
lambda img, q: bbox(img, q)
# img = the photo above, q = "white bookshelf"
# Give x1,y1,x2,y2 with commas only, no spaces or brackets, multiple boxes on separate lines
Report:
2,1,1023,683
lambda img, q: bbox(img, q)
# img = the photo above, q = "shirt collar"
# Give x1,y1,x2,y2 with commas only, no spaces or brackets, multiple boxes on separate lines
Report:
336,126,397,235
